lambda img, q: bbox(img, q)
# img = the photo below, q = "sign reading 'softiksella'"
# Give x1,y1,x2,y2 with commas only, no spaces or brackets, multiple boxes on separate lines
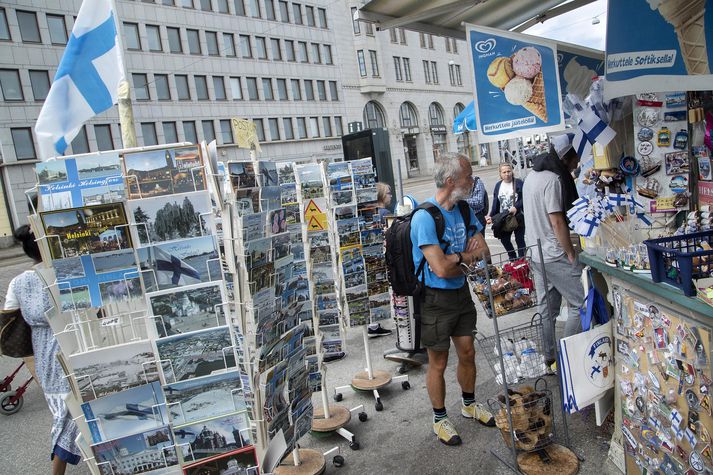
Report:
466,23,564,143
604,0,713,100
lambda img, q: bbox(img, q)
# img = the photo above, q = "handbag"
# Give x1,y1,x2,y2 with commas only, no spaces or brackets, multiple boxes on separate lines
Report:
0,309,33,358
502,214,519,233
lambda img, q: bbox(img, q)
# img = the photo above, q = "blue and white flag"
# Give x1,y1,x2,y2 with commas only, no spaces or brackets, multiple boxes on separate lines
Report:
572,106,616,160
35,0,124,160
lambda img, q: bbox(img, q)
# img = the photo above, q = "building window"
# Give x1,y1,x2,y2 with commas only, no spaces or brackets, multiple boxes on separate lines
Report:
428,34,434,49
163,122,178,143
200,0,212,12
393,57,402,81
234,0,246,15
317,8,327,28
323,45,333,65
423,60,431,84
270,38,282,60
11,128,36,160
455,65,462,86
351,7,360,34
369,50,379,77
254,119,265,141
357,50,366,77
0,69,23,101
328,81,338,101
297,41,308,62
304,80,314,101
181,0,194,8
283,118,294,139
246,77,259,100
268,118,280,140
206,31,219,56
223,33,236,57
217,0,229,13
316,80,326,101
322,117,332,137
309,117,320,138
265,0,276,20
363,101,385,128
213,76,226,100
17,11,41,43
305,6,315,26
255,36,267,59
141,123,158,146
162,0,175,5
187,29,201,55
419,32,425,48
147,25,162,52
431,61,439,84
390,29,397,43
335,116,343,136
429,102,445,126
240,35,252,58
291,79,301,100
284,40,295,61
202,120,216,142
220,119,233,143
403,58,412,81
133,73,150,100
0,9,10,41
262,78,273,100
296,117,307,138
248,0,261,17
310,43,321,64
167,27,182,53
399,28,406,44
276,78,288,100
292,3,302,24
195,75,209,100
183,121,197,143
448,64,455,86
453,39,458,54
155,74,171,100
365,21,374,36
279,1,290,22
94,125,113,151
445,37,451,53
175,74,190,100
47,14,68,45
229,76,242,99
71,126,90,154
400,102,418,127
123,23,141,50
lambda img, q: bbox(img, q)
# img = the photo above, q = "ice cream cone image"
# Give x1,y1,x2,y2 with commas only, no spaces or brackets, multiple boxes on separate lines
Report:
651,0,710,74
487,46,548,122
523,72,548,122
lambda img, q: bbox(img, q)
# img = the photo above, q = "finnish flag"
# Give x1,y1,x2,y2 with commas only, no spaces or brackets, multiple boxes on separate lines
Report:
35,0,125,160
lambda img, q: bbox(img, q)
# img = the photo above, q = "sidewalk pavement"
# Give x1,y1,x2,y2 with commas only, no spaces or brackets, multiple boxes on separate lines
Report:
0,244,26,261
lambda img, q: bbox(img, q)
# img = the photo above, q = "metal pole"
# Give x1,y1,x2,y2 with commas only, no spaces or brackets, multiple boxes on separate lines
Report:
396,158,404,205
109,0,138,149
362,326,374,379
291,447,301,466
320,374,331,419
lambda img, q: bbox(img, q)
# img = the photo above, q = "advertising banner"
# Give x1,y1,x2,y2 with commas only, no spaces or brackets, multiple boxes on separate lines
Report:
557,43,605,101
466,23,564,143
604,0,713,100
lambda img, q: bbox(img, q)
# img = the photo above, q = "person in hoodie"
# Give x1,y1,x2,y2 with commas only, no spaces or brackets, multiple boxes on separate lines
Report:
522,141,583,372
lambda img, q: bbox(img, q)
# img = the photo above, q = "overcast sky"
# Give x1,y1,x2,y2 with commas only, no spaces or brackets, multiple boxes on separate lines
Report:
523,0,607,51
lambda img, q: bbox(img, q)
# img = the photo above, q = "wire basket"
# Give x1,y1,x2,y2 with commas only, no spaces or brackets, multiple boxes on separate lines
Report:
643,230,713,296
475,314,549,385
467,250,537,319
488,379,556,452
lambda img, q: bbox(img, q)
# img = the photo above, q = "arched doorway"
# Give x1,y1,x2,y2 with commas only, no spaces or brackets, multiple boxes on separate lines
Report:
429,102,447,161
399,102,420,173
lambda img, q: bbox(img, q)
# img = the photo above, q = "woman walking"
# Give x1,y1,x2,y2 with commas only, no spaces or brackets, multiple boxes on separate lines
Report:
486,163,526,260
4,226,81,474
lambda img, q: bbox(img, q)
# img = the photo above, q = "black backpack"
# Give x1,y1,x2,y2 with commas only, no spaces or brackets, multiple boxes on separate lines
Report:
384,200,473,297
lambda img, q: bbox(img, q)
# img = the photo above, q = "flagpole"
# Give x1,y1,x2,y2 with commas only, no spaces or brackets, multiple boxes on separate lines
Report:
109,0,137,148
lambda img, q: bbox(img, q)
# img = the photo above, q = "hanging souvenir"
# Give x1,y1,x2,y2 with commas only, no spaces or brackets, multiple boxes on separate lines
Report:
668,175,688,194
638,127,655,142
673,129,688,150
637,177,661,198
638,140,654,156
638,108,660,128
657,127,671,147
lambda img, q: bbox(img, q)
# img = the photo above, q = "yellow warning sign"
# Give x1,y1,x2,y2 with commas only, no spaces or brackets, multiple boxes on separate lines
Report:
307,215,327,231
305,199,321,215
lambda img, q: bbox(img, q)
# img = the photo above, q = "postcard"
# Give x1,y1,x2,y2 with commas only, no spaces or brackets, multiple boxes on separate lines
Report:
123,145,206,199
82,381,167,443
91,425,179,475
148,282,226,338
318,309,339,326
280,184,297,205
54,251,141,312
308,371,322,393
41,203,132,260
300,182,324,201
351,158,374,175
295,163,322,185
249,262,275,295
129,190,215,245
69,340,160,402
273,234,291,261
241,212,267,242
228,161,257,191
260,186,282,212
155,325,236,383
137,235,221,292
260,361,289,424
175,412,252,463
354,172,376,190
268,208,287,235
245,237,272,269
36,152,124,211
285,203,301,225
370,305,391,322
335,205,357,220
344,271,366,288
183,446,259,475
164,371,247,426
257,161,279,187
235,188,260,215
356,187,378,204
349,309,370,327
346,284,367,301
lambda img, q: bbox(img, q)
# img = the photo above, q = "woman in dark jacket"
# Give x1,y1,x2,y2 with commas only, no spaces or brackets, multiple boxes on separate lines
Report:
486,163,525,260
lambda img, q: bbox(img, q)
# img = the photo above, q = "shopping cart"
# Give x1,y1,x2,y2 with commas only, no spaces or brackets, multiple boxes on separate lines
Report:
0,360,33,415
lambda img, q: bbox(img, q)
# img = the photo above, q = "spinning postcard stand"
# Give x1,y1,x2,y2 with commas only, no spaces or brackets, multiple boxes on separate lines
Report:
326,159,410,412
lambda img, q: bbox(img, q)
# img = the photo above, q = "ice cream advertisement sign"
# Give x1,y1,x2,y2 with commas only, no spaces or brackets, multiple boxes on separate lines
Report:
466,24,564,143
604,0,713,100
557,44,605,102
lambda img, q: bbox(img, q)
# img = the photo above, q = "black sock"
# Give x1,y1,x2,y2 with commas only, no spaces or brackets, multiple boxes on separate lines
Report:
433,407,447,423
462,392,475,406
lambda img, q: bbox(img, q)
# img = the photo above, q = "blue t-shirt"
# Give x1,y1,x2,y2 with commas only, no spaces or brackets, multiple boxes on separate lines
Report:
410,198,482,289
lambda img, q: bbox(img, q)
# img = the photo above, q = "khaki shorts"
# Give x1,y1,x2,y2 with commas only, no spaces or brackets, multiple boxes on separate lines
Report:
420,286,477,352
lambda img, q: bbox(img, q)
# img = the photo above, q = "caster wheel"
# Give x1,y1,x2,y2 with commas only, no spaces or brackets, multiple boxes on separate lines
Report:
0,391,23,415
0,383,11,393
334,393,343,402
350,441,360,450
358,412,368,422
333,455,345,467
402,381,411,390
375,401,383,412
398,366,406,375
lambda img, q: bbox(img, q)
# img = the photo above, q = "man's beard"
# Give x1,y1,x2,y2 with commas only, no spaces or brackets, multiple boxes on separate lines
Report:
451,186,470,201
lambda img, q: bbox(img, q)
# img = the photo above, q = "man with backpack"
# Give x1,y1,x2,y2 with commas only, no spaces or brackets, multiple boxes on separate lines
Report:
408,153,495,446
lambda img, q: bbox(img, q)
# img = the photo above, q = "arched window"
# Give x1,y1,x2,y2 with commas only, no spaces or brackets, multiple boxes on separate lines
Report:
429,102,445,126
363,101,386,129
399,102,418,128
453,102,465,119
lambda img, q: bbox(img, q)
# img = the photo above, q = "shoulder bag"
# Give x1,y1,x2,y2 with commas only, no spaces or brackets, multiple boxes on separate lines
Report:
0,309,33,358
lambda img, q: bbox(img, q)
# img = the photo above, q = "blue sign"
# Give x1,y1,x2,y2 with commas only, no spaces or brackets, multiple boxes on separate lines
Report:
466,24,564,143
557,47,604,100
605,0,713,99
